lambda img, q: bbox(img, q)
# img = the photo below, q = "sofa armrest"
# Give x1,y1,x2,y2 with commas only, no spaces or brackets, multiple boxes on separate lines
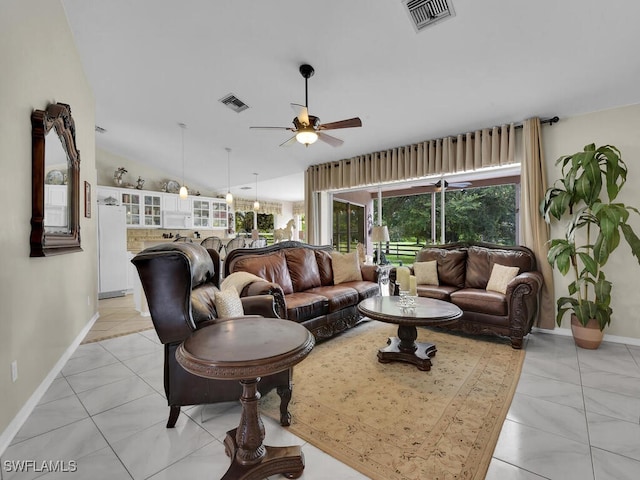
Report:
505,271,544,338
241,294,279,318
360,264,379,282
240,280,287,319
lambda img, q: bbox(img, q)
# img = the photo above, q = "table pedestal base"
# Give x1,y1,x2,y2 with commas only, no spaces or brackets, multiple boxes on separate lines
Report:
377,325,437,371
222,428,304,480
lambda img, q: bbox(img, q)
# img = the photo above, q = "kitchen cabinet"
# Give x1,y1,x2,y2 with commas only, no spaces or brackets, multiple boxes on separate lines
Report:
96,186,228,230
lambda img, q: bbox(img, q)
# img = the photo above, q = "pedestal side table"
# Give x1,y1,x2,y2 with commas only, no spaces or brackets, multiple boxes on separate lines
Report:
176,317,315,479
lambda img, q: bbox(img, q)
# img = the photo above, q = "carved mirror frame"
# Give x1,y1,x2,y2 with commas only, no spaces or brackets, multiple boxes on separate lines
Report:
31,102,82,256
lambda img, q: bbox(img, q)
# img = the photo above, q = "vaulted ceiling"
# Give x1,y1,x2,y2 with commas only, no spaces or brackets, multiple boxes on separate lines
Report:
61,0,640,202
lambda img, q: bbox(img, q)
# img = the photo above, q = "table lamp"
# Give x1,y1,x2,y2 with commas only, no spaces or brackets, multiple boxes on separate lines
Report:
371,225,390,265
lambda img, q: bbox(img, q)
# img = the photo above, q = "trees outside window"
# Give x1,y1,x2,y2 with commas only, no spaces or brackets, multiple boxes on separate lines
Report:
235,211,274,234
374,183,516,264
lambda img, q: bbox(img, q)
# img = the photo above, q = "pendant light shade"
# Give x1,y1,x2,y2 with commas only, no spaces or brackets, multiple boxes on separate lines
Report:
178,123,188,199
225,147,233,205
253,173,260,211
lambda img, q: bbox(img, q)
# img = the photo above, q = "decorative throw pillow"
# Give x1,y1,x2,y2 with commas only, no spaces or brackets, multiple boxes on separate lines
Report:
330,251,363,284
413,260,439,285
486,263,520,294
215,288,244,318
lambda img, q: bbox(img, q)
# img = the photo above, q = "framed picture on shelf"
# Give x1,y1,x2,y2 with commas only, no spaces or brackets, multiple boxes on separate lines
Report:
84,181,91,218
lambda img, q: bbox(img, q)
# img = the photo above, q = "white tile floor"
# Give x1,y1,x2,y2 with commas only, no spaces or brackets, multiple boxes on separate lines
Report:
2,321,640,479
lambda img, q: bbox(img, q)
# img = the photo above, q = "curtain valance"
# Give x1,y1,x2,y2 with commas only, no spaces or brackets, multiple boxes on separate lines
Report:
305,124,515,192
234,198,282,215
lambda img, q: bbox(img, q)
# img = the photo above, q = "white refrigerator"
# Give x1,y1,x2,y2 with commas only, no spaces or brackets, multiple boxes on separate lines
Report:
98,204,128,298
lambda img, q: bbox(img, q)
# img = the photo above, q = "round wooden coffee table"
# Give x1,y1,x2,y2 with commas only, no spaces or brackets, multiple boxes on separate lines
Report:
358,296,462,371
176,317,315,480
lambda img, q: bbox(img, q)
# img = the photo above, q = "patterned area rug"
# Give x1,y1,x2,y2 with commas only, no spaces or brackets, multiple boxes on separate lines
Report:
260,320,525,480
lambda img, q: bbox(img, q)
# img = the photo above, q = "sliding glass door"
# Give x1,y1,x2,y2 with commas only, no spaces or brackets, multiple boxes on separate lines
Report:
332,200,365,253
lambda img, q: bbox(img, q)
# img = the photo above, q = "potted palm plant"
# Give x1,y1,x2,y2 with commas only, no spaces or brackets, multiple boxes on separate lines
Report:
541,143,640,348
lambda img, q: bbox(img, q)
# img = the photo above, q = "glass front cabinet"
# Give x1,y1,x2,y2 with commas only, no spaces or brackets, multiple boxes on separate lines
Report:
121,191,162,227
193,198,228,229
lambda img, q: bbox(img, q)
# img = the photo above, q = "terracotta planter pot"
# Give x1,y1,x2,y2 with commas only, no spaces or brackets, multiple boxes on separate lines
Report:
570,315,604,349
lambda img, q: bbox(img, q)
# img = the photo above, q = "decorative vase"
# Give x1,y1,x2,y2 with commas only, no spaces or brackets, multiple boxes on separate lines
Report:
570,315,604,349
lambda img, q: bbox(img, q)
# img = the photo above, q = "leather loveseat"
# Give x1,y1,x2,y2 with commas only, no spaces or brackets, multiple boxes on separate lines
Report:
391,242,543,348
224,241,380,341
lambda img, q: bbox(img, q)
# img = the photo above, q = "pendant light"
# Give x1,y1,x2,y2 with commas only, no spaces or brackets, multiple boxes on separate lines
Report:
178,123,188,199
253,173,260,211
225,147,233,205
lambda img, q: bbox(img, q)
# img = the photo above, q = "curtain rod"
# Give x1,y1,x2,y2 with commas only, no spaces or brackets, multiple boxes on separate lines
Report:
514,116,559,130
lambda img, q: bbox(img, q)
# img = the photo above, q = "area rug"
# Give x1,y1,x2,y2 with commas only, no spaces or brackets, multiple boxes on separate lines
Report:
260,320,525,480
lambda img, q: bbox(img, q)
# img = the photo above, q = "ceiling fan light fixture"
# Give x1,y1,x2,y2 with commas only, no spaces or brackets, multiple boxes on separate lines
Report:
296,129,318,146
178,122,188,199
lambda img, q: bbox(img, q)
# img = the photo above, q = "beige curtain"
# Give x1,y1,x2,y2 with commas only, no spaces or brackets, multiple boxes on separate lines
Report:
305,125,515,191
520,118,555,329
304,171,319,244
233,198,282,215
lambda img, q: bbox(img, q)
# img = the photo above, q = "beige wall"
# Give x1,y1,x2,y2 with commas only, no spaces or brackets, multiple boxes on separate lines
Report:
543,104,640,339
0,0,97,443
97,148,218,198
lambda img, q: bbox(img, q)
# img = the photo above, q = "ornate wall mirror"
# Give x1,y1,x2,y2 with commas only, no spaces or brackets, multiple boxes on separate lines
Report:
31,102,82,256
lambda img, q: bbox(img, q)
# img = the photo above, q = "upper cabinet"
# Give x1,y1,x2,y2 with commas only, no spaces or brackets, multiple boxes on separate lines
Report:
97,186,228,230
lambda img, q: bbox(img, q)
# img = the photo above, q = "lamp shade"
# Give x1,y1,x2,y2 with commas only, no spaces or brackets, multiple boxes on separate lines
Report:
371,225,390,243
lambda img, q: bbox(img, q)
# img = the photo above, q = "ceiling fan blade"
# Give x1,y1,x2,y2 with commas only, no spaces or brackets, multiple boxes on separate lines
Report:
450,181,472,188
279,135,297,147
291,103,310,126
317,132,344,147
250,126,292,131
319,117,362,130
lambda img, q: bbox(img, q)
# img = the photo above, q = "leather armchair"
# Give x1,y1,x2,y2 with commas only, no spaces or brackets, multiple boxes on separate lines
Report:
131,242,292,427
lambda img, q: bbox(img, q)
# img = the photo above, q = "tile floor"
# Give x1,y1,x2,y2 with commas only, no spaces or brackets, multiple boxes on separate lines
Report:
2,296,640,479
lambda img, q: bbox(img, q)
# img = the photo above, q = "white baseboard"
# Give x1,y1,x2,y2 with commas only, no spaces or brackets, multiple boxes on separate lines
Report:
0,311,100,456
532,326,640,347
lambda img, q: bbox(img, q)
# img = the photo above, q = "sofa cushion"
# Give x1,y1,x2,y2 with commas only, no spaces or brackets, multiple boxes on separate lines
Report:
306,285,359,313
465,246,492,289
315,250,334,286
284,292,328,322
232,251,294,294
191,284,220,325
331,251,363,284
416,248,466,288
414,260,439,285
489,248,535,272
486,263,520,294
339,280,379,301
450,288,507,316
285,248,322,291
416,284,459,302
466,245,533,289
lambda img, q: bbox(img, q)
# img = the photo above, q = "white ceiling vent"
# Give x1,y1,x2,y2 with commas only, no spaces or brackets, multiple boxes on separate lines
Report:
219,93,249,113
403,0,455,32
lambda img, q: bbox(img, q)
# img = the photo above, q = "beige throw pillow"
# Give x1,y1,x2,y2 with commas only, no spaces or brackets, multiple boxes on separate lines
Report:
413,260,439,285
331,251,363,284
215,288,245,318
486,263,520,294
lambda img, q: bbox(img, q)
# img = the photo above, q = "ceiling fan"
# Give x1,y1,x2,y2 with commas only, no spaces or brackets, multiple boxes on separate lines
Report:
250,64,362,147
432,179,472,190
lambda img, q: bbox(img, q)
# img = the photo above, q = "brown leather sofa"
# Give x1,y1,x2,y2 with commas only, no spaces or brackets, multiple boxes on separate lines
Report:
224,241,380,341
132,242,293,427
391,242,543,348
